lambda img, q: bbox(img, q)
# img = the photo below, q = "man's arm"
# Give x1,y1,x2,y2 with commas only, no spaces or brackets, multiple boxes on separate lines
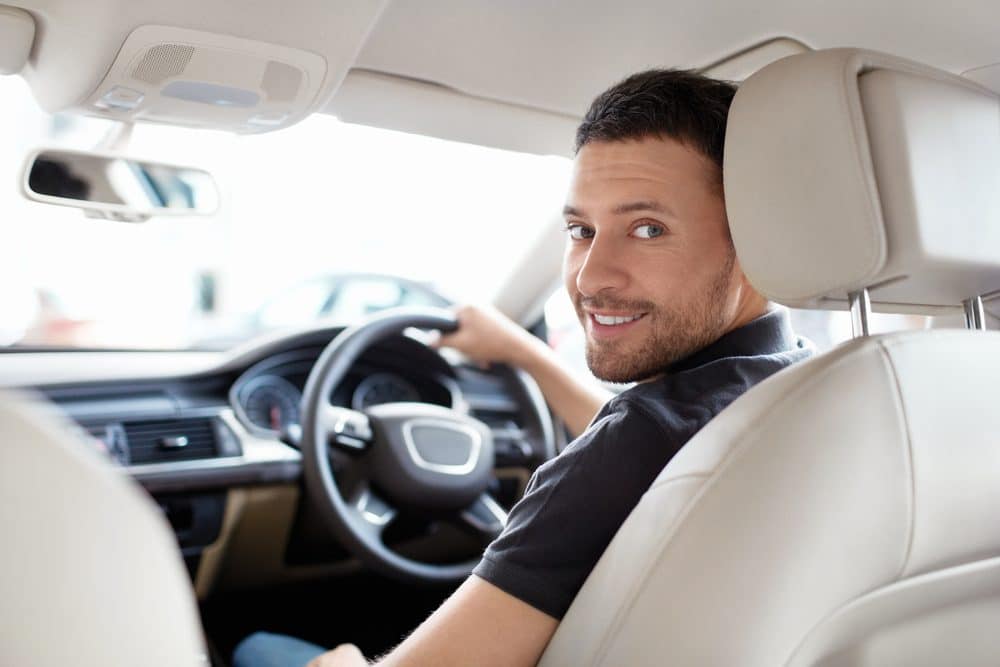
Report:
307,575,559,667
435,304,611,437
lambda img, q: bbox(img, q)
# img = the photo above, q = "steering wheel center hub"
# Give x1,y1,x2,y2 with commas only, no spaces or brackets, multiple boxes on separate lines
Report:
366,402,494,511
403,418,483,474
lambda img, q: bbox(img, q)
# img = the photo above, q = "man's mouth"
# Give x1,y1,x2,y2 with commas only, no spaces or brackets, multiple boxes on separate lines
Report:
591,313,645,326
586,311,648,339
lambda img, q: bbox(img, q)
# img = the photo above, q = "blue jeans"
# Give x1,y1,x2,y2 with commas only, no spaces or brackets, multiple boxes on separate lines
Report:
232,632,327,667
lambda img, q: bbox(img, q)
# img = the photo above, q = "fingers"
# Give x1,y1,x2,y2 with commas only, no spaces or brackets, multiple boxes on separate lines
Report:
432,325,464,351
433,330,488,369
430,305,472,350
427,304,514,369
425,329,443,349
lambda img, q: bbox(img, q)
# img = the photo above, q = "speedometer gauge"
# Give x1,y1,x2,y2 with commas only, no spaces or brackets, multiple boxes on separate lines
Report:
352,373,421,410
241,375,302,433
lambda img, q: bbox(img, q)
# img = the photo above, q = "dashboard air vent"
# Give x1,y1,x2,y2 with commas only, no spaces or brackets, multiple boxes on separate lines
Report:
124,417,219,465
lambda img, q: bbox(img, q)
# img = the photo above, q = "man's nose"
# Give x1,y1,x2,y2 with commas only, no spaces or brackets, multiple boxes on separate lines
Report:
575,233,629,297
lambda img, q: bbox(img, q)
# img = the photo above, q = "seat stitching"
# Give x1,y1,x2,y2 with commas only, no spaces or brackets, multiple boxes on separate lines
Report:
876,339,918,580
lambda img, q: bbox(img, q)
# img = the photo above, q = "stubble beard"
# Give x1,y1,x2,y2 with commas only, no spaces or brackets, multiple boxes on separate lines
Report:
578,249,737,383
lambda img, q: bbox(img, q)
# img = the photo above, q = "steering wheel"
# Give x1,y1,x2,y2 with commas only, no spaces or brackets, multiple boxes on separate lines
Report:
300,307,522,583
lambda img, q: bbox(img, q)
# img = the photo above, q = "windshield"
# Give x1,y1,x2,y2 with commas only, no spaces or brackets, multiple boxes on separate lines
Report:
0,77,571,350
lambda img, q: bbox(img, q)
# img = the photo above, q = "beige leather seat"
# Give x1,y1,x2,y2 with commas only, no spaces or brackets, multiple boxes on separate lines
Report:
0,391,207,666
541,49,1000,666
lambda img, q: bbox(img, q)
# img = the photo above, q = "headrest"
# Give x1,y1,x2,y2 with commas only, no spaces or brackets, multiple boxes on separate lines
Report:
0,6,33,75
724,48,1000,312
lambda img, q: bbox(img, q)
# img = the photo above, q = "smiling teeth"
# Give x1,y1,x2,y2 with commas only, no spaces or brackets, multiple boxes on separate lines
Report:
594,314,642,325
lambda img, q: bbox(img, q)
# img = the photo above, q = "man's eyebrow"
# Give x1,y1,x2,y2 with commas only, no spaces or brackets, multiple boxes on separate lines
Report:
562,200,674,219
611,200,672,216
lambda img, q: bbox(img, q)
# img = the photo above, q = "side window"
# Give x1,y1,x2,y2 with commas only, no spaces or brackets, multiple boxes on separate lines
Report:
787,308,931,352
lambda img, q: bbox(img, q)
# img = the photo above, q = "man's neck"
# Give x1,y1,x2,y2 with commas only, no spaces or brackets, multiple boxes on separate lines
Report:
725,290,770,335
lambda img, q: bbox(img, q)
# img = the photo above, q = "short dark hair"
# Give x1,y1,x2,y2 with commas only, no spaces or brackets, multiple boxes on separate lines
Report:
575,69,737,184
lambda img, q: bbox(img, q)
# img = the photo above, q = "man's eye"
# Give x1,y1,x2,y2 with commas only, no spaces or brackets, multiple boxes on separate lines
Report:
564,224,594,240
633,223,665,239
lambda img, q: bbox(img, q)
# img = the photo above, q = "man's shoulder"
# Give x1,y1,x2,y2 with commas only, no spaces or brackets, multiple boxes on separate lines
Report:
553,400,669,469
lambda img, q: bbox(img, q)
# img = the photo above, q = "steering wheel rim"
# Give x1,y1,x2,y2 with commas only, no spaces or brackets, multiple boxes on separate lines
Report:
299,306,509,583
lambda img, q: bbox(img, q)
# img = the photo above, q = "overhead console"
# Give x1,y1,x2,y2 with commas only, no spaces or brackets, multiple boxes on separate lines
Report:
11,0,390,133
76,26,330,133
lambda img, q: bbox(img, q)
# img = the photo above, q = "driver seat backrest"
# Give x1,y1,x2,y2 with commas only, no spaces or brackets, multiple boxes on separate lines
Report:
540,48,1000,667
0,391,207,666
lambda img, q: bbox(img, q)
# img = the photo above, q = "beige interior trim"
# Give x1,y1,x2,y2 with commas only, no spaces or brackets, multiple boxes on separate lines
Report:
700,36,811,81
209,484,362,592
194,486,250,599
326,68,579,157
198,470,533,595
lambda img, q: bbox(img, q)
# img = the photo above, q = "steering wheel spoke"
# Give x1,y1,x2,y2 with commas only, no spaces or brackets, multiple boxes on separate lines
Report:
459,493,508,541
321,404,374,452
348,483,397,538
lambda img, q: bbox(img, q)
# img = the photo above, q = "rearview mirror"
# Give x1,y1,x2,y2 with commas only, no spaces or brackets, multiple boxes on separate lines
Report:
21,148,220,222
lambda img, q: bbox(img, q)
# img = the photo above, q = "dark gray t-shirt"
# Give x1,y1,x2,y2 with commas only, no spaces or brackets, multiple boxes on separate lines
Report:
472,308,813,619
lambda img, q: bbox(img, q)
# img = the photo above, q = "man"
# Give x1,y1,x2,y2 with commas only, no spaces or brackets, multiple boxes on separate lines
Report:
234,68,812,667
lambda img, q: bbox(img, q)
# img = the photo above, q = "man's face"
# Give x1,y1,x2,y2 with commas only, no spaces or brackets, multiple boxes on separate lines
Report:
562,136,744,383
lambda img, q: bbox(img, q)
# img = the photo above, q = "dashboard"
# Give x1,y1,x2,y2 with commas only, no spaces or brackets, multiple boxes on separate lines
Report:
7,326,556,491
0,324,557,583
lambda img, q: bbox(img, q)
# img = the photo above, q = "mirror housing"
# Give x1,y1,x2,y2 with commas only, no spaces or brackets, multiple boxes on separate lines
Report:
21,148,220,222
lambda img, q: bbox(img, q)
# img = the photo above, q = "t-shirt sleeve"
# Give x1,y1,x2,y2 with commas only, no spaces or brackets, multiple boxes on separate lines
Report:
472,402,677,619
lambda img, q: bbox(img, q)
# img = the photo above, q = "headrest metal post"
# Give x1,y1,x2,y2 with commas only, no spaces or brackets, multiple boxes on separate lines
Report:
963,296,986,330
849,289,872,338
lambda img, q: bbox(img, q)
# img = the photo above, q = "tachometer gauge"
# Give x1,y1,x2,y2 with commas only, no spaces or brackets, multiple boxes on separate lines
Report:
241,375,302,433
352,373,421,410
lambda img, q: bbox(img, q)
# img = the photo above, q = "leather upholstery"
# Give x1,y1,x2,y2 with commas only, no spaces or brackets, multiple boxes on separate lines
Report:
0,391,207,666
541,331,1000,666
724,48,1000,311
